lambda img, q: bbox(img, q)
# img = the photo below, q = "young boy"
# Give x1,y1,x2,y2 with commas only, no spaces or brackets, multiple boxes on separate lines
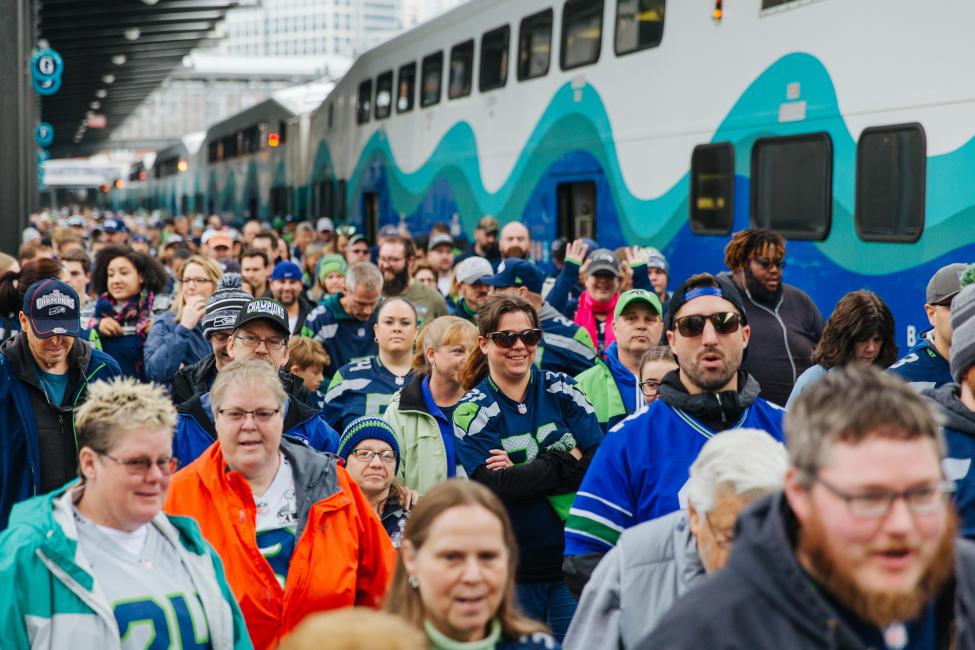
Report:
288,337,330,410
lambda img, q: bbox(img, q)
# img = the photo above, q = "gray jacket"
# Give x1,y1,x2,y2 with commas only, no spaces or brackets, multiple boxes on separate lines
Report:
564,510,706,649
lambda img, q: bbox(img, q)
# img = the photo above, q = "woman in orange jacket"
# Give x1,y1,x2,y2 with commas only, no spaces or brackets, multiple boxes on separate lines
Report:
165,358,395,649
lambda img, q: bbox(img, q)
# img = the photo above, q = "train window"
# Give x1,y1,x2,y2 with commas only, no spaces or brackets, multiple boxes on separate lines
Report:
518,9,553,81
421,52,443,107
375,71,393,120
397,63,416,112
855,123,926,243
222,134,238,159
357,79,372,124
480,25,510,92
327,103,334,130
338,180,347,221
449,40,474,99
690,142,734,235
615,0,664,56
762,0,800,8
561,0,604,70
751,133,832,240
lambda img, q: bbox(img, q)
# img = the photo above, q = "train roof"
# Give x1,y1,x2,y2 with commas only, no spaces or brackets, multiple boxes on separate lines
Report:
204,79,334,142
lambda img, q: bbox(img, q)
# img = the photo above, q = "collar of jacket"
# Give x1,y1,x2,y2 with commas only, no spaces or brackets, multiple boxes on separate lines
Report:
657,369,760,425
397,373,429,413
925,383,975,435
179,389,318,440
4,331,94,396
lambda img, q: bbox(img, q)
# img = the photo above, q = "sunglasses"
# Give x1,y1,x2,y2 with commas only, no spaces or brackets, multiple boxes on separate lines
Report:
674,312,742,337
753,258,786,271
488,329,542,348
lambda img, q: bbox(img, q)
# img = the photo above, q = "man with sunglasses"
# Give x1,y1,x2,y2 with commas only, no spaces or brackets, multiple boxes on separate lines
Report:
642,365,975,650
563,273,785,596
723,228,824,407
173,297,338,467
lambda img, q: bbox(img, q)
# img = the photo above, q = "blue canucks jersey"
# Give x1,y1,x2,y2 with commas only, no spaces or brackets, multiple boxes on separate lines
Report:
322,356,412,433
301,292,378,377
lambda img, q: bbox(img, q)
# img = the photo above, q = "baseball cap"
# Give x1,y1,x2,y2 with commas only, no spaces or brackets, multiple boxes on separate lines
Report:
482,258,544,294
614,288,663,321
477,216,499,234
645,247,669,273
349,234,369,248
316,217,335,233
67,216,86,228
234,298,291,338
587,249,621,277
205,231,234,249
270,260,303,281
131,234,149,244
455,256,493,285
926,263,968,306
379,224,400,238
665,274,748,331
22,279,80,339
102,218,127,234
428,233,454,251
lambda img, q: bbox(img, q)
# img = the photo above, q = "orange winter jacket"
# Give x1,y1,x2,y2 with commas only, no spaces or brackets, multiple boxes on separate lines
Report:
165,438,395,649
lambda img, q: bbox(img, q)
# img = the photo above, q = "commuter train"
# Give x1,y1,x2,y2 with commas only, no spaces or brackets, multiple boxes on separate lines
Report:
116,0,975,349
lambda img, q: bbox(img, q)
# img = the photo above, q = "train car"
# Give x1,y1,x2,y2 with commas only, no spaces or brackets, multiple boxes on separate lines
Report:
310,0,975,349
149,133,206,215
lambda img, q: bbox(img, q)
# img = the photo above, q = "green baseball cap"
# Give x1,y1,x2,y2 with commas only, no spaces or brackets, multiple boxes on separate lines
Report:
614,288,662,321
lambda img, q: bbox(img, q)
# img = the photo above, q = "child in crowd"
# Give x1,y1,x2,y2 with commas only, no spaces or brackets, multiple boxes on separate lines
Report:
288,336,331,409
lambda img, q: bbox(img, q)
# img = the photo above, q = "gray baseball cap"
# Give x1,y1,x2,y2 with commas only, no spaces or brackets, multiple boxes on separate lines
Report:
926,263,968,305
455,256,493,284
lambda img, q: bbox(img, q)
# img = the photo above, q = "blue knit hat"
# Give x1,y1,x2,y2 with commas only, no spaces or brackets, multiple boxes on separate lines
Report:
338,416,401,474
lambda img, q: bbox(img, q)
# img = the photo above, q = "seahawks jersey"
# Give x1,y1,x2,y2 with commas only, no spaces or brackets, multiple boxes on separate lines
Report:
453,366,602,581
322,356,412,433
536,303,598,376
302,292,378,377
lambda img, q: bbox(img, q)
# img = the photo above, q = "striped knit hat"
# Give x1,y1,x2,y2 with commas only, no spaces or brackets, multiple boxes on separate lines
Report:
951,281,975,383
202,273,252,339
338,416,401,474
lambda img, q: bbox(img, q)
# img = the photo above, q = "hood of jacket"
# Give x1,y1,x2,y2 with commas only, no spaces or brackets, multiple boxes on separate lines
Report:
3,332,95,390
320,292,354,320
604,342,637,391
925,383,975,436
395,373,431,414
658,368,761,429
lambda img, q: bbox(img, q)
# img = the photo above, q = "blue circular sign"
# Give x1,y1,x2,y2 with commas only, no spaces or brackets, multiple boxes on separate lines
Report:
32,74,61,96
35,149,50,164
31,49,63,80
34,123,54,147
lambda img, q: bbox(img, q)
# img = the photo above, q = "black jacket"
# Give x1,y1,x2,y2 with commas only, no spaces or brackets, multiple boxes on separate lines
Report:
170,352,317,408
639,493,975,649
294,293,317,336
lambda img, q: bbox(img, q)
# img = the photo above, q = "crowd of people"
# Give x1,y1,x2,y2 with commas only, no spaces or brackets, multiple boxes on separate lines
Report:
0,208,973,649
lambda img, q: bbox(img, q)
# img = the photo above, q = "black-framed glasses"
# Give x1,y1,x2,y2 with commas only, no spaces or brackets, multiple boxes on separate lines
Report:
639,379,661,398
350,448,398,464
216,407,281,423
753,258,786,271
210,331,231,344
703,512,735,548
100,453,179,476
234,334,287,351
674,312,741,337
488,328,542,348
814,475,954,519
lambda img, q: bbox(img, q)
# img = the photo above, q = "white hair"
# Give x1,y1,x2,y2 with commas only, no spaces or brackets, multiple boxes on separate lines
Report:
684,428,788,514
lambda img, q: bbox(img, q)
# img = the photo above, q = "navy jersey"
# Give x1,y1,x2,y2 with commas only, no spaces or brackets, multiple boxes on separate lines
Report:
454,366,602,581
887,332,953,393
536,303,598,376
322,356,412,433
301,292,378,377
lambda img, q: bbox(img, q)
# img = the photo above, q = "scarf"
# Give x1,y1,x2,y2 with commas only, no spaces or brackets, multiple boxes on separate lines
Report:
91,289,155,340
575,290,618,353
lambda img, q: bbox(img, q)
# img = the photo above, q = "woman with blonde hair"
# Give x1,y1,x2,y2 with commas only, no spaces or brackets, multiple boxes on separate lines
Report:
387,480,558,649
384,315,477,493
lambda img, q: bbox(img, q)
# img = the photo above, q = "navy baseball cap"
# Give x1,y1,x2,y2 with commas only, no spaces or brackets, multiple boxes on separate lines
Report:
22,279,81,339
482,258,545,294
102,218,127,234
270,260,303,281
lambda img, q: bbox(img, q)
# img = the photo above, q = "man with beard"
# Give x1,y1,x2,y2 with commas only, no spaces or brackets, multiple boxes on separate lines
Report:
641,364,975,649
454,215,501,269
563,273,785,595
378,235,448,327
499,221,532,260
723,228,823,406
269,260,316,335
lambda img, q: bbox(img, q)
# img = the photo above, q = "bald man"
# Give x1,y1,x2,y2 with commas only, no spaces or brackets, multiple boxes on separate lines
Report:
500,222,531,260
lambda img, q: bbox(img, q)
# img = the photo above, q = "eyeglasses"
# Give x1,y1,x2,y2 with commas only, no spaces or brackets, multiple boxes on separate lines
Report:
703,512,735,548
350,448,398,464
210,332,231,344
752,258,786,271
216,407,282,422
674,312,742,337
814,475,954,519
234,334,287,351
182,277,213,286
488,328,542,348
99,453,179,476
639,379,661,398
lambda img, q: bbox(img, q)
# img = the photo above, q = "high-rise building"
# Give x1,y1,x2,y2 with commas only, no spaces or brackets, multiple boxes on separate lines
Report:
401,0,469,29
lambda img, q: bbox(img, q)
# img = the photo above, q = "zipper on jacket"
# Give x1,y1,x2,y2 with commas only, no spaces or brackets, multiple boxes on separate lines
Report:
745,289,797,384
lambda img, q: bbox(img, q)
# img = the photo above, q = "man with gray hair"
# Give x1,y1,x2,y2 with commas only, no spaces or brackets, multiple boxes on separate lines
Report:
641,365,975,649
303,261,384,377
565,428,787,649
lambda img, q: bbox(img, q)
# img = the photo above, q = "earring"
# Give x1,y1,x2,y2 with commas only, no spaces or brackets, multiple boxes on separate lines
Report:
408,575,419,589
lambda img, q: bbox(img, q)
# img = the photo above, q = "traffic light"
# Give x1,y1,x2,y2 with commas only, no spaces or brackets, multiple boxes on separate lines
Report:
268,132,280,148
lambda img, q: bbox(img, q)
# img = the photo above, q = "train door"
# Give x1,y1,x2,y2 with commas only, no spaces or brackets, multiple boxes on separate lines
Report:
557,181,597,241
248,197,258,220
363,192,379,244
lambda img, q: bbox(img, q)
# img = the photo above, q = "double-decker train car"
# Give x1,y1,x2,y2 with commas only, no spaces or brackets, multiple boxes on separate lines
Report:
310,0,975,348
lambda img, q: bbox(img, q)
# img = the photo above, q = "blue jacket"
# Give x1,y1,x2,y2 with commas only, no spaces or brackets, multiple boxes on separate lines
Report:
322,356,412,433
0,337,122,530
174,391,339,468
143,311,212,384
888,332,953,393
925,383,975,538
302,292,378,377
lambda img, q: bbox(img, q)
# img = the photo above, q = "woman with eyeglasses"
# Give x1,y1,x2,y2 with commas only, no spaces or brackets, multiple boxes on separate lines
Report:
453,294,602,642
143,254,222,384
638,346,678,405
322,297,418,432
0,377,251,649
165,359,395,649
338,416,412,547
89,246,170,380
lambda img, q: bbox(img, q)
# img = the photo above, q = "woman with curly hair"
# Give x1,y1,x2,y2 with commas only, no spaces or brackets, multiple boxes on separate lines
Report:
785,289,896,409
90,246,169,380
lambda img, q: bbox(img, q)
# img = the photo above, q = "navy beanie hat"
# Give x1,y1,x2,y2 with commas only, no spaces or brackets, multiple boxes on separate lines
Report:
338,416,401,474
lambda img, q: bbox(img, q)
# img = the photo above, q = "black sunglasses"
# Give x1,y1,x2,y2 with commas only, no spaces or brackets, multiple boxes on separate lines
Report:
753,258,786,271
674,312,742,337
488,329,542,348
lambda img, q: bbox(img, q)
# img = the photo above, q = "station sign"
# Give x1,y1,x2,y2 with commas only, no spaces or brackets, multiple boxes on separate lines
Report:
34,123,54,147
31,48,63,97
